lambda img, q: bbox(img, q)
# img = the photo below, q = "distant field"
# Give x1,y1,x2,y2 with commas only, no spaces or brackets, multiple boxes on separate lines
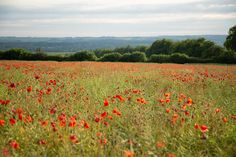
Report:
0,61,235,157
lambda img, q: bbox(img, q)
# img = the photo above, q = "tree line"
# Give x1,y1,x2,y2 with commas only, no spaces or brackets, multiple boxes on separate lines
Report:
0,25,235,64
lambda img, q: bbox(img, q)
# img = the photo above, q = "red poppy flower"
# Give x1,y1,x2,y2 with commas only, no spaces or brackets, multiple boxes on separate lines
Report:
99,138,107,145
49,107,57,114
194,123,199,129
34,75,40,79
113,108,122,116
200,125,208,133
115,95,125,102
10,140,19,149
9,83,16,88
41,120,48,127
38,139,46,145
101,112,108,118
95,117,100,123
1,147,10,157
10,118,16,125
59,120,66,127
166,98,170,103
69,120,76,127
187,97,192,105
0,120,5,126
164,93,170,98
215,108,221,113
84,122,90,129
156,141,165,148
222,117,228,123
169,154,175,157
124,151,133,157
104,99,109,107
24,116,33,123
166,108,170,113
27,86,32,92
70,135,78,143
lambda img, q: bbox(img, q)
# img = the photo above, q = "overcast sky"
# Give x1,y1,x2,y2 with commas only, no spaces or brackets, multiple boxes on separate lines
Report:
0,0,236,37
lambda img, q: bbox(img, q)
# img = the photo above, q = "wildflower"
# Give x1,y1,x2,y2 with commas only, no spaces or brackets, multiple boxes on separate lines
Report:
10,140,19,149
41,120,48,127
84,121,90,129
137,98,147,104
104,99,109,107
24,116,33,123
169,154,175,157
171,113,179,124
166,98,170,103
200,125,208,133
113,108,122,116
49,107,57,114
95,117,100,123
222,117,228,123
38,139,46,145
1,148,10,157
159,99,165,104
115,95,125,102
101,112,108,118
124,151,133,157
9,83,16,88
34,75,40,79
215,108,221,113
46,88,52,94
10,118,16,125
165,93,170,98
166,108,170,113
70,135,78,143
187,97,192,105
69,121,76,127
103,121,109,126
27,86,32,92
99,138,108,145
194,123,199,129
156,141,165,148
0,120,5,126
18,113,23,121
59,120,66,127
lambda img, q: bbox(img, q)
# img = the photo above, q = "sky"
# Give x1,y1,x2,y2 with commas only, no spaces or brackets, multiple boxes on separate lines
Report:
0,0,236,37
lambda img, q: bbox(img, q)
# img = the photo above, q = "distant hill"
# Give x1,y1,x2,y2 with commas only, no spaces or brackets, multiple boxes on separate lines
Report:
0,35,226,52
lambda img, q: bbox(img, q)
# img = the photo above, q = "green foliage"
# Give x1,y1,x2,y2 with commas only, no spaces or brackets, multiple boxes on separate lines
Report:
224,25,236,51
214,50,236,64
99,53,122,62
147,39,174,56
70,51,97,61
1,48,32,60
31,52,47,60
170,53,190,64
0,26,235,64
149,54,170,63
120,52,147,62
119,53,132,62
174,38,224,58
94,49,113,58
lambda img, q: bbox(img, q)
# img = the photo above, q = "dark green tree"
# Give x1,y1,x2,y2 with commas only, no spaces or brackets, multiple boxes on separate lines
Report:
147,39,174,56
99,53,122,62
70,51,97,61
2,48,32,60
224,25,236,51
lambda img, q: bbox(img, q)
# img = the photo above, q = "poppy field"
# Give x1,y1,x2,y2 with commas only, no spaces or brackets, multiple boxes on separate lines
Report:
0,61,236,157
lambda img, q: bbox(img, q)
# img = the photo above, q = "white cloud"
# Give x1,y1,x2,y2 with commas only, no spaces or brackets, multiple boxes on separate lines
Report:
0,0,235,36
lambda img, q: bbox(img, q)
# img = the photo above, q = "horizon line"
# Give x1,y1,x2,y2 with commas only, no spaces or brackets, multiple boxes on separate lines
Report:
0,34,227,38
